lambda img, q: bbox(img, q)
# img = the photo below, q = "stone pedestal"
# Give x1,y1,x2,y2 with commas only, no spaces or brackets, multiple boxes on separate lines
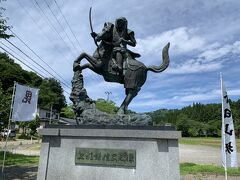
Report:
37,125,181,180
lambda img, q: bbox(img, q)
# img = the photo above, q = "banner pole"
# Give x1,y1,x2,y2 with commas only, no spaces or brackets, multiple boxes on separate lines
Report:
2,82,16,174
220,73,228,180
49,103,53,124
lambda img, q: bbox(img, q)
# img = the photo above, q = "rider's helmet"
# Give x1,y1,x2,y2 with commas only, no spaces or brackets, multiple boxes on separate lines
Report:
115,17,127,31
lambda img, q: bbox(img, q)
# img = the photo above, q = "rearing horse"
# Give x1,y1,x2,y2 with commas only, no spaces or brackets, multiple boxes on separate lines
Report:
73,23,170,114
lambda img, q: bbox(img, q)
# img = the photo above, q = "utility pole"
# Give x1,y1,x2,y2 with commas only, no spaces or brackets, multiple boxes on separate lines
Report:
105,91,112,102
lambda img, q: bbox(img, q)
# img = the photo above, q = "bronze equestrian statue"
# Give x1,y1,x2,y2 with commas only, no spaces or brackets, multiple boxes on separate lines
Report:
73,14,170,115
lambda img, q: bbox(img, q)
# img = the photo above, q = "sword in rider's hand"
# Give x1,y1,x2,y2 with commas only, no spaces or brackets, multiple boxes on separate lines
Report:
89,7,101,59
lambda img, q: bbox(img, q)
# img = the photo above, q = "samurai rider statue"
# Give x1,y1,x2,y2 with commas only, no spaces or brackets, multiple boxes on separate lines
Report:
91,17,140,76
73,9,170,115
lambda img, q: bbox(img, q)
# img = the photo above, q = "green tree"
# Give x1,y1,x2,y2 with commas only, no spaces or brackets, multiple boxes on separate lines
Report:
0,81,11,129
207,119,221,137
149,100,240,137
28,117,40,135
18,117,40,136
38,78,66,111
95,99,118,114
176,114,207,137
61,105,75,119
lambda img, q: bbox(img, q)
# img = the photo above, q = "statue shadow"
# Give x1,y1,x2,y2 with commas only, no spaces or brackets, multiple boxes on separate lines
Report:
0,165,38,180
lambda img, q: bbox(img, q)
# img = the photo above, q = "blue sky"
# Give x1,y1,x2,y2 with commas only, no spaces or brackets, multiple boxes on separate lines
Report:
1,0,240,112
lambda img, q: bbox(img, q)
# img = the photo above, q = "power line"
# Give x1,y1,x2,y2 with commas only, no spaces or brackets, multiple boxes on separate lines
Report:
5,39,54,77
15,0,98,93
34,0,99,86
5,38,71,90
0,45,71,95
0,42,49,77
7,30,71,89
0,46,45,78
33,0,77,57
53,0,82,50
43,0,79,53
16,0,72,67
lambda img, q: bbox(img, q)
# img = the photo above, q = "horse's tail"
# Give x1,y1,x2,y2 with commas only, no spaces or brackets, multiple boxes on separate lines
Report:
147,42,170,73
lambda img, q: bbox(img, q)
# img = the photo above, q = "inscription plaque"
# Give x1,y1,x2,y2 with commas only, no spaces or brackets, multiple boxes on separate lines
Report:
75,148,136,168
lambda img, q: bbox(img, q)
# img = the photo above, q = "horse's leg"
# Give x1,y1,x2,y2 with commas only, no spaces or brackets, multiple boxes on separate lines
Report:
74,52,103,68
80,63,94,71
117,88,139,114
79,63,102,75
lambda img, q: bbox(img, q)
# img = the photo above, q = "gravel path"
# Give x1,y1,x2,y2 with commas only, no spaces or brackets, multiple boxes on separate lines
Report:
0,139,40,156
0,139,40,147
180,144,240,165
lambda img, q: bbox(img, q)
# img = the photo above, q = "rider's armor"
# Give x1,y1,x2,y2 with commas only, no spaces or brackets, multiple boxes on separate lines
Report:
112,26,140,75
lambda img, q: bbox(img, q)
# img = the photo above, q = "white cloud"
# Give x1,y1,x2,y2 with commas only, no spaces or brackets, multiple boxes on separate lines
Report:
199,46,232,62
229,89,240,96
167,60,222,74
136,27,206,56
199,41,240,62
131,86,240,110
232,41,240,53
176,93,219,102
165,40,240,75
131,90,219,109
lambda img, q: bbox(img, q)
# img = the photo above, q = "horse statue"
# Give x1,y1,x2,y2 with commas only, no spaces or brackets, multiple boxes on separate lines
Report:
73,20,170,115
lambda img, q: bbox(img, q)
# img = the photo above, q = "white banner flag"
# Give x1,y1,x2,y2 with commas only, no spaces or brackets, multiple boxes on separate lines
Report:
12,83,39,121
221,78,238,168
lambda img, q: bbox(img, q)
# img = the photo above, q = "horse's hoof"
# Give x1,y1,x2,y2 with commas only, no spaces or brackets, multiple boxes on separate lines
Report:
117,108,125,115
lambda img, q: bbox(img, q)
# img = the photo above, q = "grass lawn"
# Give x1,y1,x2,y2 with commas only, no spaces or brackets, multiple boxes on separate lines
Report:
0,151,39,166
180,137,240,151
181,163,240,176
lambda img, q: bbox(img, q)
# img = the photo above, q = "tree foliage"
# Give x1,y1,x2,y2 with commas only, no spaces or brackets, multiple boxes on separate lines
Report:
149,102,240,137
96,98,118,114
38,78,66,111
0,52,66,130
0,81,11,128
60,104,75,119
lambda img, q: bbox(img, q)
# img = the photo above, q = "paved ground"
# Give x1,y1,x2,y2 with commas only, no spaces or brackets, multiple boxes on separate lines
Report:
179,144,240,165
0,139,40,156
1,140,240,179
1,166,239,180
0,166,38,180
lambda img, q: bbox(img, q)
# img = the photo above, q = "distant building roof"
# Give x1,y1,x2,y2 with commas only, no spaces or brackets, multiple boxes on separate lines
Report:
38,107,59,113
59,117,77,125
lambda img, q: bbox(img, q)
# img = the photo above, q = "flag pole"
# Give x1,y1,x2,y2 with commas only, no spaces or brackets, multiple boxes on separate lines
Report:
1,82,16,174
49,103,53,124
220,73,228,180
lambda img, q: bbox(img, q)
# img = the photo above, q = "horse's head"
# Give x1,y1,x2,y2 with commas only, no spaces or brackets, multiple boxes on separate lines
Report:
98,22,114,45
